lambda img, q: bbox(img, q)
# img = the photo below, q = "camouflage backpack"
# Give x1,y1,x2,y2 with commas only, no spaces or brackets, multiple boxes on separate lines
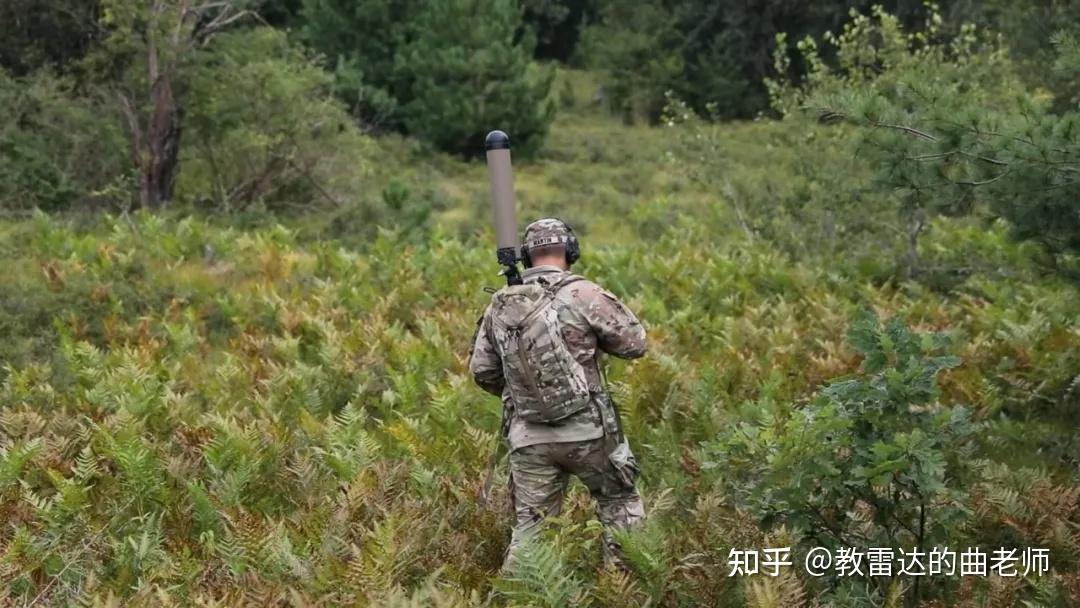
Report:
489,274,592,424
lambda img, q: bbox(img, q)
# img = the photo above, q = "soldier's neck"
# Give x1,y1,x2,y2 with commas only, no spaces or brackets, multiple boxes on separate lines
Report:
530,256,569,271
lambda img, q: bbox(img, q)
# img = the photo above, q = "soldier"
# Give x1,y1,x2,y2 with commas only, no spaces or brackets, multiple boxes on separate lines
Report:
469,217,647,571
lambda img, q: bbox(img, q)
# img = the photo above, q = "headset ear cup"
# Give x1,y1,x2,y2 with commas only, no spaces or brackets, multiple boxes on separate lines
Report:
556,218,580,265
565,238,580,265
520,246,532,268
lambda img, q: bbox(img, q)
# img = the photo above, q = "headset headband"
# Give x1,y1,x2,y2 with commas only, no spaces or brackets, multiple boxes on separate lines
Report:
521,218,580,267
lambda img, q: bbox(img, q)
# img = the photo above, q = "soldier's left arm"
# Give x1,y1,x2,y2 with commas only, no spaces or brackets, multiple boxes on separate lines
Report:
468,307,506,396
579,282,647,359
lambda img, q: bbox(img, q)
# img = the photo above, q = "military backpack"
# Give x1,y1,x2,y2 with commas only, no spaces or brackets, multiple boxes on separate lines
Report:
488,274,592,424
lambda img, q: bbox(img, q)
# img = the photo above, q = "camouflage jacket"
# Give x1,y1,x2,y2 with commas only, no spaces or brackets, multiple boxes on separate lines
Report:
469,265,647,450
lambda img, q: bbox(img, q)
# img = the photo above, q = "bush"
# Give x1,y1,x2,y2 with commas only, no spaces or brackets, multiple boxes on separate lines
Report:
579,1,932,122
300,0,419,130
180,28,375,211
770,5,1080,280
0,70,128,211
706,310,980,604
578,0,682,124
302,0,554,155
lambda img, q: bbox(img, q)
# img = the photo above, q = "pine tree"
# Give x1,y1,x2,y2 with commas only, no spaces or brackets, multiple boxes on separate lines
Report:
771,5,1080,279
300,0,420,129
395,0,555,156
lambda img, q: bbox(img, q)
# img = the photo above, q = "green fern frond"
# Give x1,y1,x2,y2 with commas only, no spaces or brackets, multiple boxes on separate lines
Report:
496,536,582,608
73,446,101,481
0,438,42,489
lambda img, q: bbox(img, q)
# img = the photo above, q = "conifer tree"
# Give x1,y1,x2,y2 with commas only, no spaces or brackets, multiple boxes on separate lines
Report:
300,0,419,129
395,0,555,156
771,6,1080,279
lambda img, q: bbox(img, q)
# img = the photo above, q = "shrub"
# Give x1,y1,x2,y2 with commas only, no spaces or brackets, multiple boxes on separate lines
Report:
770,5,1080,280
302,0,554,155
0,70,127,211
180,28,375,211
300,0,419,130
706,310,980,604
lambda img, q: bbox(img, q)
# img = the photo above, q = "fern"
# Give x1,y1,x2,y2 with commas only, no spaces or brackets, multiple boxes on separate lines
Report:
593,565,647,607
0,438,42,489
2,151,1079,603
744,570,807,608
496,536,583,608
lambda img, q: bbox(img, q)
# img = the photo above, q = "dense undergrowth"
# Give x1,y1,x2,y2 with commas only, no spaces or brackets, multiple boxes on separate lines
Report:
1,80,1079,605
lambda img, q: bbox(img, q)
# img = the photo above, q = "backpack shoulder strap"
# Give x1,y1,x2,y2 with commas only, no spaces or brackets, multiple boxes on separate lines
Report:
512,274,582,328
545,273,586,296
490,284,547,331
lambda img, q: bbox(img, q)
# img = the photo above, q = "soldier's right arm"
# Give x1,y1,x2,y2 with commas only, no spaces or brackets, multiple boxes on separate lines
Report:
578,282,647,360
468,308,506,396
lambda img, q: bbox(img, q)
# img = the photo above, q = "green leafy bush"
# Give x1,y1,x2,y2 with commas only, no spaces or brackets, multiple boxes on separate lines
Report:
578,0,683,124
301,0,554,155
300,0,419,129
707,310,980,603
770,5,1080,279
0,70,127,211
180,28,375,211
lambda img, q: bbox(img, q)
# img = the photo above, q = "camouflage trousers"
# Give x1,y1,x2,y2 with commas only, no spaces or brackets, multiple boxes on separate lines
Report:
504,437,645,570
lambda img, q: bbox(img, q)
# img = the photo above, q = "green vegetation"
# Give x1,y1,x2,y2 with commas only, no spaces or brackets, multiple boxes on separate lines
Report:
1,2,1078,606
770,4,1080,279
302,0,554,153
709,311,979,604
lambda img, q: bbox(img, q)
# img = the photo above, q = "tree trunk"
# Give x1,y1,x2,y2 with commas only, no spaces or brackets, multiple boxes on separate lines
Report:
906,207,925,279
110,0,247,210
144,75,181,208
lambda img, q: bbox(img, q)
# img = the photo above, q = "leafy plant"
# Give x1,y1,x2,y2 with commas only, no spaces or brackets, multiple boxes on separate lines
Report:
707,309,981,603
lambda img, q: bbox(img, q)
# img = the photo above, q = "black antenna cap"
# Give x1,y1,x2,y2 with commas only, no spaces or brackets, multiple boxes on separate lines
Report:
485,130,510,151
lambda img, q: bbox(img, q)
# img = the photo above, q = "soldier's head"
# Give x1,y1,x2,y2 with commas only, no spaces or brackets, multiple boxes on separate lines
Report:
521,218,580,270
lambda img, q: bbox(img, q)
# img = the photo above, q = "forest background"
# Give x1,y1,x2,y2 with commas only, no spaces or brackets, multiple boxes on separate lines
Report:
1,0,1078,606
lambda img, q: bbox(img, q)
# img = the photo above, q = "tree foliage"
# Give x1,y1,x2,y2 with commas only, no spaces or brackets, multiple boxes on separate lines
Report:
396,0,555,157
578,0,682,124
522,0,599,63
0,70,128,211
300,0,419,130
0,0,101,76
87,0,258,208
581,0,935,122
301,0,554,154
708,310,979,604
181,27,373,210
771,4,1080,280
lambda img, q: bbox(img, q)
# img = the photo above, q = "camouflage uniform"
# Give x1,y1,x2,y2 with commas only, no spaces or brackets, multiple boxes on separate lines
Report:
469,219,647,569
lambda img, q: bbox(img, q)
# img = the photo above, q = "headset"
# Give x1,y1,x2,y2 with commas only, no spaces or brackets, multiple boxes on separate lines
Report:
520,218,580,268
